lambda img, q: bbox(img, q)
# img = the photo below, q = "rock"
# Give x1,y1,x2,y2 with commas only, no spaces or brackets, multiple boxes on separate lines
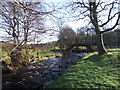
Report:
49,67,64,72
30,76,43,84
49,71,62,76
34,71,40,75
58,65,63,68
43,70,49,74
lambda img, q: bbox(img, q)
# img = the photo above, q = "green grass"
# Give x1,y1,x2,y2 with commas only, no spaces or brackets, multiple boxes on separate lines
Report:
106,48,120,52
1,48,11,64
22,48,61,57
78,46,87,49
39,51,59,57
45,51,120,88
1,48,62,64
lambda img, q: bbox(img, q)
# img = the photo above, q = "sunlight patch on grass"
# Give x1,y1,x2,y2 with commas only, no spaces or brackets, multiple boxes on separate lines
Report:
45,51,120,88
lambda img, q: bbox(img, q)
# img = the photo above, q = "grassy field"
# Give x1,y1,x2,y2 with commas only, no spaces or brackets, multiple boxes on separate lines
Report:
45,51,120,88
1,47,62,65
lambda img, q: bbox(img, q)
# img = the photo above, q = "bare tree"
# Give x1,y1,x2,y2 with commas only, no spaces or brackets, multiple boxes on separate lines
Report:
0,1,46,68
58,26,76,51
65,0,119,55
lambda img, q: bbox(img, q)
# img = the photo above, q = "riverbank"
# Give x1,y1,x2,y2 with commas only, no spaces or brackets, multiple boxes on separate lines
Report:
2,53,83,88
1,48,62,73
45,51,120,88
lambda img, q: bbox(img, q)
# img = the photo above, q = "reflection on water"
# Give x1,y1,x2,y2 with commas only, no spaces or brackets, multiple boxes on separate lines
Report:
2,53,88,88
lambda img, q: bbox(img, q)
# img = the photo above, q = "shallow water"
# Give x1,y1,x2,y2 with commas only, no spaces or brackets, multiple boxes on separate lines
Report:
2,53,87,88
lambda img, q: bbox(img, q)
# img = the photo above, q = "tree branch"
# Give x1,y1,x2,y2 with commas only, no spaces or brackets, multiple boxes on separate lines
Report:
101,14,120,33
16,1,55,15
100,12,119,27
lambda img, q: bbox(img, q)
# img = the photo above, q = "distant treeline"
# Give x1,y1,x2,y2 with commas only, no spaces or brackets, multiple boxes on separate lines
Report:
103,29,120,46
57,26,119,51
89,29,119,46
1,41,57,51
1,29,119,51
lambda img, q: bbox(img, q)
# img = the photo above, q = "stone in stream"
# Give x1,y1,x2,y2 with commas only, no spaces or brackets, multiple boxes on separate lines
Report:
42,70,49,75
49,67,64,72
49,71,62,76
33,70,40,75
28,66,36,70
43,74,53,80
30,75,44,84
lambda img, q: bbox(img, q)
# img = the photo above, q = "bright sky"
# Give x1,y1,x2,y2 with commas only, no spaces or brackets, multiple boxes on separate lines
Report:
0,0,119,43
44,0,118,32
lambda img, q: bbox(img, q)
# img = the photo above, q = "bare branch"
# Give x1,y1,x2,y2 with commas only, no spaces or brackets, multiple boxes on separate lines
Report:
100,12,120,27
8,39,24,55
101,14,120,33
16,1,55,15
97,1,116,13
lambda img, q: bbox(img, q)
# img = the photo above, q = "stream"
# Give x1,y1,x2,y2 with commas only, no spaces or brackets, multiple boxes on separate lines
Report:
2,53,88,88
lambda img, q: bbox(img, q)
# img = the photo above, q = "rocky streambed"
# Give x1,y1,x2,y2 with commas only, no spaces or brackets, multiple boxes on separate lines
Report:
2,53,87,88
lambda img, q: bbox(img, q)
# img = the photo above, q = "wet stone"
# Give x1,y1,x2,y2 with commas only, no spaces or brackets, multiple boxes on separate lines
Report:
30,76,43,84
34,71,40,75
42,71,49,75
49,71,62,76
49,67,64,72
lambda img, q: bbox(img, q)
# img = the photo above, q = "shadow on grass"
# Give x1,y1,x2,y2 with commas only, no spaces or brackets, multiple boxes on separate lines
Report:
82,53,117,67
45,52,120,88
82,54,102,62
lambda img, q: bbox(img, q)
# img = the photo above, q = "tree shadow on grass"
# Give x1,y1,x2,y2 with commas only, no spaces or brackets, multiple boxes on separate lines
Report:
82,53,115,66
83,54,102,62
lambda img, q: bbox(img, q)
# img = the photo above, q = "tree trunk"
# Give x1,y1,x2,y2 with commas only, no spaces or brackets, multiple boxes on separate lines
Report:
88,1,108,55
10,47,22,67
96,32,107,55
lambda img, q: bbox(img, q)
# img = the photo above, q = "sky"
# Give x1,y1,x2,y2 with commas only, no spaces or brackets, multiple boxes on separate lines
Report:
0,0,119,43
43,0,118,43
